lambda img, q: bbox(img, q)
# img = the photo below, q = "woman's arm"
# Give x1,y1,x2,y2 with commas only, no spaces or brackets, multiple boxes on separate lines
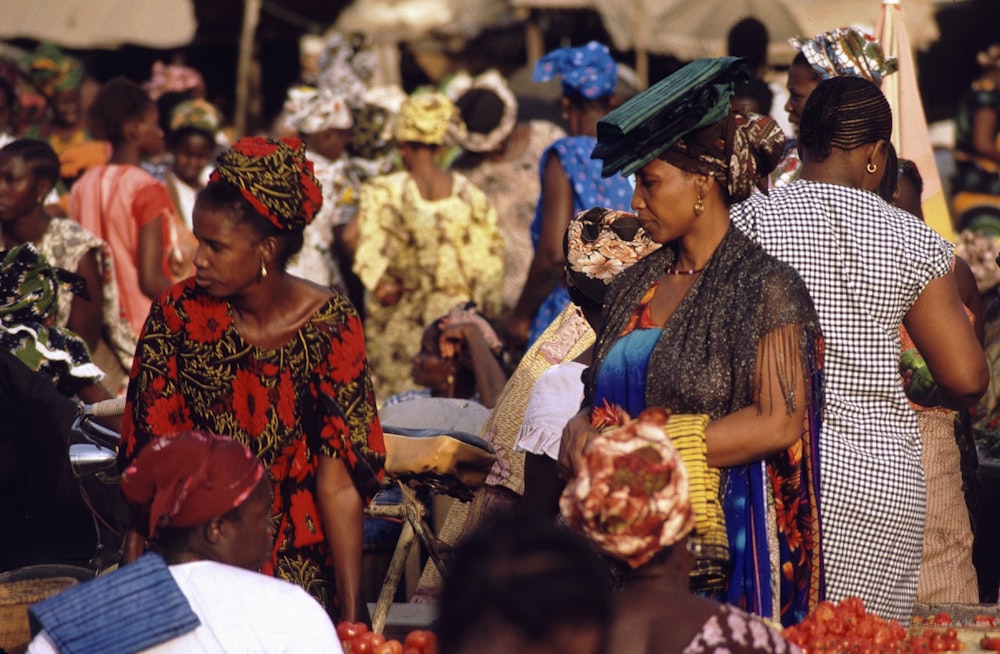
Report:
66,248,104,351
503,154,573,347
903,272,988,410
137,216,172,299
705,322,809,468
316,454,367,624
439,323,507,408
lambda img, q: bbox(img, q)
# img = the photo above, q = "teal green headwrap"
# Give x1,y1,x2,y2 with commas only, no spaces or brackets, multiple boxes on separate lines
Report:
592,57,748,179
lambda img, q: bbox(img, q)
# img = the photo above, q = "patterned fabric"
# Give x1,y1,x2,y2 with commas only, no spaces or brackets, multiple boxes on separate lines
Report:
121,431,264,537
455,120,565,312
393,92,462,146
445,69,519,153
562,407,695,569
169,98,221,134
210,137,322,232
533,41,617,100
353,170,504,400
770,140,802,188
37,217,137,376
281,86,353,134
143,60,205,101
791,28,898,88
682,605,803,654
593,57,747,179
312,32,378,106
528,135,634,343
0,243,103,389
29,552,200,654
24,42,84,97
286,150,361,289
121,280,385,614
70,164,178,334
348,85,407,178
587,227,825,626
565,207,660,304
731,179,953,623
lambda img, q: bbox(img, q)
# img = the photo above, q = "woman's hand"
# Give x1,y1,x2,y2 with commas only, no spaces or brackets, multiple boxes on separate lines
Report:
439,323,473,363
558,409,596,479
373,276,404,307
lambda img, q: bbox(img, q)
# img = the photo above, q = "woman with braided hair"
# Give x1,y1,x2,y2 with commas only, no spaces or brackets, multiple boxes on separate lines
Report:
121,137,385,623
731,76,987,622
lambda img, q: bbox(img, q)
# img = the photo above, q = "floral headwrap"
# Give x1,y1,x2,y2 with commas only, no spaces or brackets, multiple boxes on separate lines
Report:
393,91,463,146
436,301,503,359
209,137,323,231
313,32,378,107
533,41,618,100
169,98,221,134
565,207,660,306
660,112,785,203
791,27,898,88
143,60,205,101
24,43,85,98
0,244,101,387
121,431,265,538
561,406,695,569
446,69,519,153
281,85,353,135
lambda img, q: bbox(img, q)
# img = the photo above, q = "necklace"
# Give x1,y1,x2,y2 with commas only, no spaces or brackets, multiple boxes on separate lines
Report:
664,262,704,275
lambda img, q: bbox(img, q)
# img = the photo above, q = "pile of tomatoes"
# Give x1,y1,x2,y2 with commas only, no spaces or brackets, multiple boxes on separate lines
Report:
336,622,437,654
781,597,964,652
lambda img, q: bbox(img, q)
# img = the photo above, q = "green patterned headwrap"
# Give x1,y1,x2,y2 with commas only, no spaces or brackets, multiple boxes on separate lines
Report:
25,42,85,97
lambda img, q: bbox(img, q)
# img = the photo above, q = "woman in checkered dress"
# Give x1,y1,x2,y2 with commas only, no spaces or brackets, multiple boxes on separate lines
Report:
731,77,988,622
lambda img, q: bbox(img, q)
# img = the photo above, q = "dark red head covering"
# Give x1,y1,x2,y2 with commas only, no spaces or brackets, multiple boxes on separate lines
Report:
208,136,323,232
121,431,265,538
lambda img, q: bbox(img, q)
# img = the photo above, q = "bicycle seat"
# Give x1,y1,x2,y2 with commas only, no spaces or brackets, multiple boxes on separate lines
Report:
381,424,497,491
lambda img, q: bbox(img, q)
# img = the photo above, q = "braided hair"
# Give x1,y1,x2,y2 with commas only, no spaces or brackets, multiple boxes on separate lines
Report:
798,76,891,162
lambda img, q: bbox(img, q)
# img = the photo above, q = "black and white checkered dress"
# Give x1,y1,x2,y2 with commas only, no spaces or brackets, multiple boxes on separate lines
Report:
731,180,953,622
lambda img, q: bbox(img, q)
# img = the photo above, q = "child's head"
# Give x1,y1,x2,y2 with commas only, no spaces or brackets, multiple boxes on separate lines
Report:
167,99,220,187
731,77,774,116
896,158,924,219
88,77,163,156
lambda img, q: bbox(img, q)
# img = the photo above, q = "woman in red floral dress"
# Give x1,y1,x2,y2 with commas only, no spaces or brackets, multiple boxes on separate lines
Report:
120,136,385,623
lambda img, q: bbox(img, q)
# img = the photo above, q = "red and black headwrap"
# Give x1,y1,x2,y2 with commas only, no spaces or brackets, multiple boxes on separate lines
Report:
121,431,265,538
209,136,323,232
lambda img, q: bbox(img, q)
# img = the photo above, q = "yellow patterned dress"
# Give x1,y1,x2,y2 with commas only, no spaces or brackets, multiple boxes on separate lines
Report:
354,171,504,400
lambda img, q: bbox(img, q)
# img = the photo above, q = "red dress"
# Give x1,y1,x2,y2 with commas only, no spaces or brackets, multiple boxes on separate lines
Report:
121,279,385,615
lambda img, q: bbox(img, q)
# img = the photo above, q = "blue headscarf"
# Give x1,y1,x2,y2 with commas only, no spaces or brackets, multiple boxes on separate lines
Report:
533,41,617,100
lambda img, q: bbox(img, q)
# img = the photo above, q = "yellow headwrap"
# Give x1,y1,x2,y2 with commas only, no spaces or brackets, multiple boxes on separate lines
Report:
393,91,464,146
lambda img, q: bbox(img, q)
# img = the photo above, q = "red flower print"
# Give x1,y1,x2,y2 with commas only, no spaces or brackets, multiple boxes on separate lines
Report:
329,315,367,384
261,362,279,378
151,375,166,393
286,439,312,483
289,489,325,547
276,371,296,429
233,137,279,157
146,393,193,434
162,301,183,332
232,369,271,434
237,188,279,229
182,298,232,342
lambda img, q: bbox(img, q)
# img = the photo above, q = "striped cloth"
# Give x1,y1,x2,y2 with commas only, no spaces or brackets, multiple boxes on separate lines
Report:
731,180,953,623
29,553,199,654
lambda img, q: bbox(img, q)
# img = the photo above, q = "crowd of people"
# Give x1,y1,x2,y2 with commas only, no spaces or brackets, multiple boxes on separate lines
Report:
1,15,999,653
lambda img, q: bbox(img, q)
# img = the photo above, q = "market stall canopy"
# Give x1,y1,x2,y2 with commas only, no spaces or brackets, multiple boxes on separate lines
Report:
0,0,197,50
335,0,514,44
513,0,938,65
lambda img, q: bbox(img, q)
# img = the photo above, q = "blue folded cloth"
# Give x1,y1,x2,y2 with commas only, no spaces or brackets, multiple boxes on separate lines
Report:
29,552,200,654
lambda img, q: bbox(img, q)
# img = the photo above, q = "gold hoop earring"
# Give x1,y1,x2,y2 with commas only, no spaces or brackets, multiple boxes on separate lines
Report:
693,195,705,217
259,259,268,281
866,162,878,174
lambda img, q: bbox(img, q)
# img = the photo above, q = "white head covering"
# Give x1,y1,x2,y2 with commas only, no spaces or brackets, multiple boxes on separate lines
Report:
281,85,353,135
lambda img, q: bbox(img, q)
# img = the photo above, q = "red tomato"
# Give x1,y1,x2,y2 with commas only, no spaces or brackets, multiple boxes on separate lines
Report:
981,634,1000,651
374,641,403,654
337,621,361,641
402,649,421,654
353,640,373,654
934,611,952,625
405,630,431,649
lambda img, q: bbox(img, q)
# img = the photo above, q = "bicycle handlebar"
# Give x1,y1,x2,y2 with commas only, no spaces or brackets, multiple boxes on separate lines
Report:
87,397,126,418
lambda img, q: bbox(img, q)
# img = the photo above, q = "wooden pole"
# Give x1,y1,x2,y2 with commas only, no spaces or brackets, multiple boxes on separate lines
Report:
235,0,262,138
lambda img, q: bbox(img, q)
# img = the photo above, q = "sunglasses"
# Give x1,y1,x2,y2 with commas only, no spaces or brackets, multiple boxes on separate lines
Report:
580,215,641,243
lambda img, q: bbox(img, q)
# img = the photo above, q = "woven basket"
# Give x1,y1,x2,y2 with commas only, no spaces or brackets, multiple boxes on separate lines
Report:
0,577,79,654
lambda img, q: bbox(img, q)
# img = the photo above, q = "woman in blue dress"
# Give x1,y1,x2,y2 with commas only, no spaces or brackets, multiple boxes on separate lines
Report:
503,41,634,350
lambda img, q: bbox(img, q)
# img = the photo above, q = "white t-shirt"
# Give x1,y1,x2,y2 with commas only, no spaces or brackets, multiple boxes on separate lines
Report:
28,561,344,654
514,361,587,460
